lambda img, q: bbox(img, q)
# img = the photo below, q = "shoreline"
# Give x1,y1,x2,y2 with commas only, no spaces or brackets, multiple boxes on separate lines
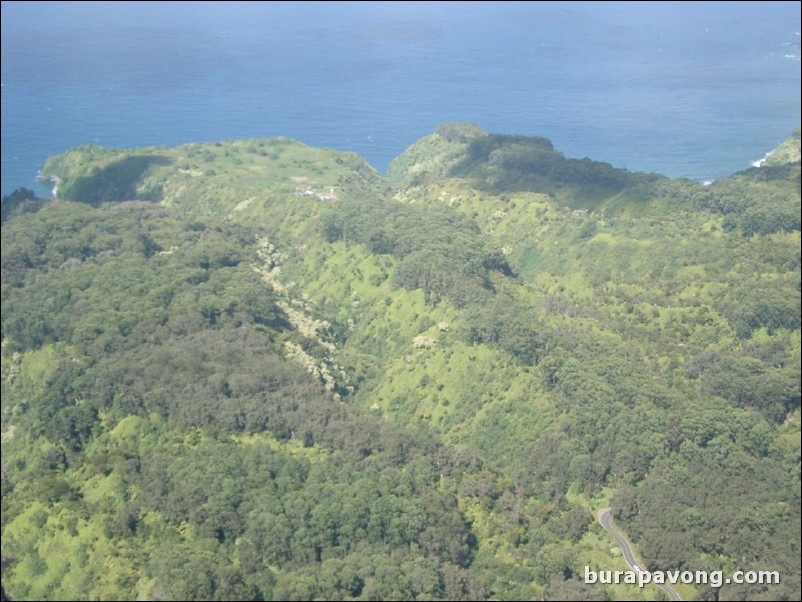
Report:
36,172,60,198
751,149,775,168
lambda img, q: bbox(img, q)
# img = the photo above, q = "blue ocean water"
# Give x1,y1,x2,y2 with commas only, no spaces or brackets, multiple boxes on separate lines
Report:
2,1,800,196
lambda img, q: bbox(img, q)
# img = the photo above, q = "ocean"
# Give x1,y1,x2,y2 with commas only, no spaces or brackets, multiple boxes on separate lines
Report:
2,1,800,196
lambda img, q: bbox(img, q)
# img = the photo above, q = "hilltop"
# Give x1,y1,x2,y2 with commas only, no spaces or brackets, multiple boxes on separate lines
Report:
2,125,800,601
764,126,802,166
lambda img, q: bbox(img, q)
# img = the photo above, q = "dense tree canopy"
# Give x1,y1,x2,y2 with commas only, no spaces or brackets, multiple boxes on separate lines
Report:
2,126,800,600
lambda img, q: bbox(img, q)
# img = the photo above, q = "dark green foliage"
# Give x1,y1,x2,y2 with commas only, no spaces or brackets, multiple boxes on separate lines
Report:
463,295,546,365
721,283,801,337
1,202,277,353
0,202,451,463
2,128,800,601
613,439,801,600
321,196,513,306
0,200,512,601
686,350,801,422
541,576,610,601
675,173,802,236
1,187,48,224
450,133,641,200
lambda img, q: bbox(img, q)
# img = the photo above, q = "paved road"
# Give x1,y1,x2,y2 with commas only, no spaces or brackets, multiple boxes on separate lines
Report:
598,508,682,601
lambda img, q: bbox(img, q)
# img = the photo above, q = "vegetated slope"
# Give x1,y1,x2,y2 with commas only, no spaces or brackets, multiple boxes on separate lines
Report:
2,125,800,601
383,126,801,600
0,201,529,601
41,136,390,239
764,126,801,167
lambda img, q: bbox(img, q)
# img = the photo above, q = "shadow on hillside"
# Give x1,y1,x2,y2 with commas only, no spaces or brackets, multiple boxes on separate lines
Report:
448,133,637,202
62,155,172,205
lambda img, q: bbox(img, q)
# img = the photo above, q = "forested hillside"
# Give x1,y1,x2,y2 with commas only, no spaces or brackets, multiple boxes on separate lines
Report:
2,125,800,600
